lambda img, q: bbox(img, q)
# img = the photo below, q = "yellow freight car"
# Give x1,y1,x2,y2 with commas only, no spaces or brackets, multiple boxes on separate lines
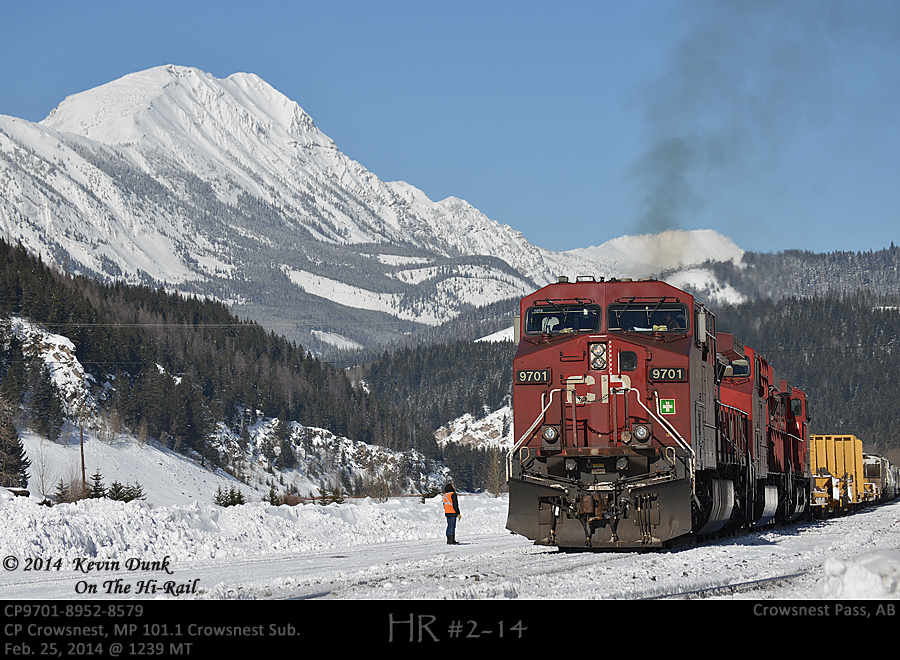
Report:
809,434,867,514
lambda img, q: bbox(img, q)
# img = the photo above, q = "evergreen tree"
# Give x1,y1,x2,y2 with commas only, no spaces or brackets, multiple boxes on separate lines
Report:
214,485,228,506
54,479,71,504
29,364,65,442
277,435,297,470
267,483,280,505
228,486,245,505
106,481,127,501
124,482,145,502
89,470,106,498
214,485,246,506
1,333,27,407
0,400,30,488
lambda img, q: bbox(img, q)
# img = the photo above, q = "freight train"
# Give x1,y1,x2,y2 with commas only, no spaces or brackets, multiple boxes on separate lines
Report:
809,434,899,514
505,276,898,550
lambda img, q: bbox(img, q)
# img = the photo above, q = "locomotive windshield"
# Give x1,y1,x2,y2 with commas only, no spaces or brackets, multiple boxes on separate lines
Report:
607,302,688,334
524,305,600,336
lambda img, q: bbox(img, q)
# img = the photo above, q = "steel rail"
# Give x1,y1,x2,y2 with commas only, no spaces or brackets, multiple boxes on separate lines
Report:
641,570,809,600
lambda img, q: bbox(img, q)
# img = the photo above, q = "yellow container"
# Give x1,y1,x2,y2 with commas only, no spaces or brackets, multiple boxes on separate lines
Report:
809,435,865,507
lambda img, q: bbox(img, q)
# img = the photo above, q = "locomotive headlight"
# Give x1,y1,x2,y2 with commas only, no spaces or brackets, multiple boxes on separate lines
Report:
632,424,651,443
590,343,607,370
541,426,560,443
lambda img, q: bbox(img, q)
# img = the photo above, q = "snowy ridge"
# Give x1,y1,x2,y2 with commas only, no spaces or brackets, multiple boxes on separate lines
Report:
434,406,513,450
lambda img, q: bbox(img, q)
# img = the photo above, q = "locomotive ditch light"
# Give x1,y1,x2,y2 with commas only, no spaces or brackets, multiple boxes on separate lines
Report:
632,424,651,443
616,457,629,471
541,426,560,443
565,459,577,472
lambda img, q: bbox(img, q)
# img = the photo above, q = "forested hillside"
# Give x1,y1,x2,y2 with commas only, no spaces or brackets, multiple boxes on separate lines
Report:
0,238,518,493
698,244,900,302
0,239,439,470
716,292,900,459
359,340,514,431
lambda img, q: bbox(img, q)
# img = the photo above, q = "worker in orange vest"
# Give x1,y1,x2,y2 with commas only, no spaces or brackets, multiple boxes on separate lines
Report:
443,481,461,545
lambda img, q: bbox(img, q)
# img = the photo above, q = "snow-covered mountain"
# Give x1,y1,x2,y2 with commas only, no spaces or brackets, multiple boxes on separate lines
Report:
0,65,744,353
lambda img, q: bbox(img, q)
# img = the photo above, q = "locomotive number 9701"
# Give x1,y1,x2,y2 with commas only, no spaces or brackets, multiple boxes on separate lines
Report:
649,366,686,381
516,369,551,384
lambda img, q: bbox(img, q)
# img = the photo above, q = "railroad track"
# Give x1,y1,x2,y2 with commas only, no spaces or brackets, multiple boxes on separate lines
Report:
286,590,331,600
643,570,809,600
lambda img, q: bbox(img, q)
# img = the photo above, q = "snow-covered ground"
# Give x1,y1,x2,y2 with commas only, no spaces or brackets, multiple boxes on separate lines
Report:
2,437,899,601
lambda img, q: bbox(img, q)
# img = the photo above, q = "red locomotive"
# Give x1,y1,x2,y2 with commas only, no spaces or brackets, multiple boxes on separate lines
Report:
506,276,811,549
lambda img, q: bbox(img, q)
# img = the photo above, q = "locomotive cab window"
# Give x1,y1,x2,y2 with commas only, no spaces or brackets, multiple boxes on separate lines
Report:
725,358,751,378
607,303,688,334
525,305,600,336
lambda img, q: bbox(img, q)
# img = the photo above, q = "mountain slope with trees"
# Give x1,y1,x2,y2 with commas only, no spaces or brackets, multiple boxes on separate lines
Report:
683,244,900,302
0,238,444,485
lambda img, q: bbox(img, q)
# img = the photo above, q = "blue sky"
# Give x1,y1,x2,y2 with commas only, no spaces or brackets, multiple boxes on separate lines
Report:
2,1,898,255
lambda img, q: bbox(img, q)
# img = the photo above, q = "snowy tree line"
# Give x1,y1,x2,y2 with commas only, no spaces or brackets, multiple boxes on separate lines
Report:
691,243,900,302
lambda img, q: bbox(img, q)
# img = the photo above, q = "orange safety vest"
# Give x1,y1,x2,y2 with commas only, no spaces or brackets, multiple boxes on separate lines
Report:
443,492,457,514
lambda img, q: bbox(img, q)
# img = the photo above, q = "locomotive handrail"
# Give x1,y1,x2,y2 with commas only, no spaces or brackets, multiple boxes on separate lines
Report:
648,393,693,459
507,387,566,479
510,387,565,454
629,387,696,492
716,401,751,466
717,401,750,418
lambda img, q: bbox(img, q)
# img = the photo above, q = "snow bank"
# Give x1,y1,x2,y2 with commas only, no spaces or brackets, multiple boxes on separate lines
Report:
815,550,900,599
2,485,899,600
0,489,508,564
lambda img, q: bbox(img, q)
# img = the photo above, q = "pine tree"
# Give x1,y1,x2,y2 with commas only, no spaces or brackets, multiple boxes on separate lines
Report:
54,479,71,504
228,486,245,505
89,470,106,498
277,435,297,469
29,364,65,442
213,485,228,506
0,400,30,488
267,483,280,506
106,481,127,501
1,334,27,407
124,482,145,502
214,485,246,506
